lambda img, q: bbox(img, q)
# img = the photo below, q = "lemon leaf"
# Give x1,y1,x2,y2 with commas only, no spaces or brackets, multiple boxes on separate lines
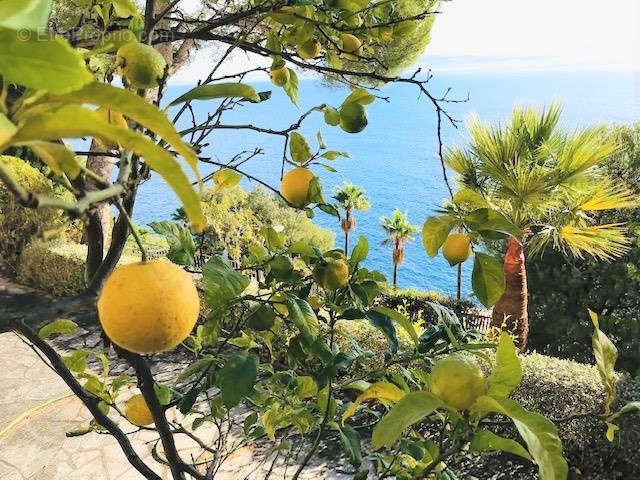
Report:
342,381,406,422
589,309,618,414
10,105,205,231
283,68,299,106
212,168,242,192
112,0,139,18
26,141,80,179
0,27,92,94
168,83,261,106
487,332,522,397
22,82,199,184
469,429,532,460
341,87,375,107
0,0,51,30
217,351,258,408
422,215,458,257
472,252,505,308
289,132,311,164
201,255,249,308
38,318,77,339
371,306,419,349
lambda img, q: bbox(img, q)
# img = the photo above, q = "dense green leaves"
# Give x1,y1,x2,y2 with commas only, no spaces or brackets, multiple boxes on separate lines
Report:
218,351,258,408
472,252,505,307
168,83,261,106
589,309,618,413
487,332,522,397
422,215,458,257
465,208,522,239
472,395,567,480
372,391,442,449
149,221,195,265
0,27,92,94
202,255,250,309
371,306,419,348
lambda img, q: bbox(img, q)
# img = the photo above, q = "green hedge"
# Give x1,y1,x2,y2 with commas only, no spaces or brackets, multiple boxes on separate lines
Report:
0,156,81,270
17,241,139,296
376,288,475,326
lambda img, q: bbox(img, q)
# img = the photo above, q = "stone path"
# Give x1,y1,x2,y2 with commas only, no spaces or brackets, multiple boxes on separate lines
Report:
0,331,349,480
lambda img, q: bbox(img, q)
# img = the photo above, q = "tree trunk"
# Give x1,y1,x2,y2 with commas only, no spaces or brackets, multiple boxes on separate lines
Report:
456,263,462,300
492,236,529,351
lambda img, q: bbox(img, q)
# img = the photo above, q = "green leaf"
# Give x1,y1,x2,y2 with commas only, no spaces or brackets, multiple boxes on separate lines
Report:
337,424,362,467
177,356,215,382
202,255,249,309
0,27,92,94
65,425,92,437
260,226,286,251
316,131,326,149
589,309,618,414
111,375,134,392
283,68,299,106
471,395,567,480
472,253,505,307
8,105,205,231
63,350,88,373
320,150,347,160
372,391,443,449
342,381,405,422
371,306,419,349
469,429,531,460
38,318,77,339
217,351,258,408
0,0,51,29
212,168,242,192
26,82,200,186
148,221,195,265
341,88,375,107
465,208,522,239
26,141,80,179
422,215,458,257
323,106,340,126
167,83,260,106
350,235,368,264
605,422,619,442
365,310,398,355
453,188,487,207
487,332,522,397
112,0,139,18
620,401,640,415
289,240,315,257
153,383,171,406
289,132,311,164
285,296,318,345
296,376,317,399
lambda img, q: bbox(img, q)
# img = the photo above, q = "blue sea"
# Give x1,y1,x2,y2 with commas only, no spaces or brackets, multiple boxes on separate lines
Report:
133,71,640,298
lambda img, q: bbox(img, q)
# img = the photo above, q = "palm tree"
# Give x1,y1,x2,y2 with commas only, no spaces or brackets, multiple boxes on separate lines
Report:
445,103,635,349
380,210,419,288
333,182,370,253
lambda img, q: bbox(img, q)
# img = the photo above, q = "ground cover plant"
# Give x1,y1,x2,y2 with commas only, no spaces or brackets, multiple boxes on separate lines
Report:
0,1,639,479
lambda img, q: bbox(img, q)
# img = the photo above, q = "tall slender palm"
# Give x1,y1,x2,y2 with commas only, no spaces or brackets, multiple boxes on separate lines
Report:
445,104,635,349
333,182,370,253
380,210,419,288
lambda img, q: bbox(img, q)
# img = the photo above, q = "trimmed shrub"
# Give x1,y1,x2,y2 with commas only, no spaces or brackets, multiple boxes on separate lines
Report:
17,241,139,296
377,288,476,326
0,156,80,271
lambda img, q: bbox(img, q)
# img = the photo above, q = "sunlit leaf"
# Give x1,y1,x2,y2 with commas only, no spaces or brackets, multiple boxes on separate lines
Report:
289,132,311,164
469,429,531,460
38,318,77,339
201,255,249,309
371,306,419,349
218,351,258,408
472,253,505,307
342,381,405,422
487,332,522,397
422,215,458,257
148,220,196,266
26,141,80,179
168,83,261,106
0,0,51,29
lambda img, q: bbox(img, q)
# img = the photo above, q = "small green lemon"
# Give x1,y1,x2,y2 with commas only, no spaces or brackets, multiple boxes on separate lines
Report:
270,65,290,87
116,42,166,89
313,258,349,291
297,39,321,59
339,102,368,134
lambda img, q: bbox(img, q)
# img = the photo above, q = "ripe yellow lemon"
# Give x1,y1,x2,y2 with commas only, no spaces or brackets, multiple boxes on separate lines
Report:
339,33,363,60
429,355,486,410
281,167,314,206
97,259,200,354
95,108,128,148
442,233,472,266
297,39,321,59
124,394,154,426
270,65,290,87
313,258,349,291
116,42,166,89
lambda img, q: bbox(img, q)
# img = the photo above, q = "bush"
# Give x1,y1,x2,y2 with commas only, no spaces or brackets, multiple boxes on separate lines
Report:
0,156,80,271
377,288,476,326
510,353,640,479
17,241,139,296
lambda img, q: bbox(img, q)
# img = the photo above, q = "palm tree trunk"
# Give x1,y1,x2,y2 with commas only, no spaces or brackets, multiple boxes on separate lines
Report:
344,229,349,255
392,264,398,288
492,236,529,351
342,209,351,254
456,263,462,300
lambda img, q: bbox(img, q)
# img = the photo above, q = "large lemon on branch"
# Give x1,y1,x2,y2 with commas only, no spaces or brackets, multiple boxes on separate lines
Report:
281,167,315,206
339,33,363,60
97,260,199,354
270,65,290,86
429,355,486,410
442,233,471,266
116,42,166,89
124,394,154,426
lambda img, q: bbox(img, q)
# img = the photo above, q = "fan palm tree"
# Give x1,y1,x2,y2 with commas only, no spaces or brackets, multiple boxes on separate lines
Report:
380,210,419,288
445,103,635,349
333,182,370,253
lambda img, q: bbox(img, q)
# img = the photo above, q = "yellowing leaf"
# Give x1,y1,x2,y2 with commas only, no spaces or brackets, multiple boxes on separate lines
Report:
26,141,80,179
112,0,139,18
0,27,92,94
487,332,522,397
342,381,406,422
0,113,17,145
10,105,205,231
289,132,311,164
0,0,51,30
212,168,242,192
605,422,619,442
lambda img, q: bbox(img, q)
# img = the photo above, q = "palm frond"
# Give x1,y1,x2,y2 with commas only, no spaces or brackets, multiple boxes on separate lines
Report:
333,182,370,211
380,210,419,244
577,183,637,212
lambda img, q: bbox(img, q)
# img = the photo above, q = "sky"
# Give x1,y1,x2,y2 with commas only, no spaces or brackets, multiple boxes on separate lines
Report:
172,0,640,83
